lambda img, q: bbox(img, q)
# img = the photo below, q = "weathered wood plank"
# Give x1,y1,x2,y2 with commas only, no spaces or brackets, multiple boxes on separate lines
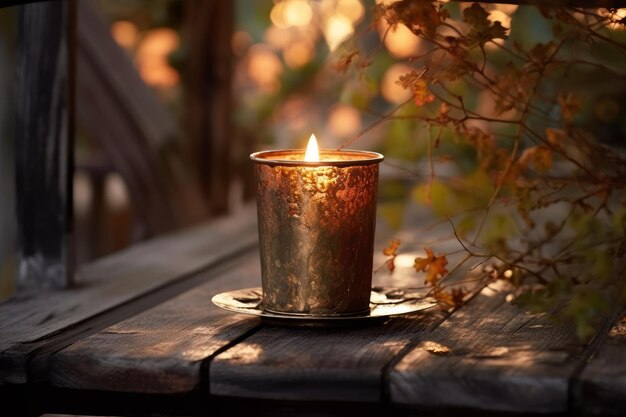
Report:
208,232,481,403
209,313,439,403
388,283,597,414
50,251,263,394
575,314,626,416
207,260,455,405
15,0,74,289
0,204,257,383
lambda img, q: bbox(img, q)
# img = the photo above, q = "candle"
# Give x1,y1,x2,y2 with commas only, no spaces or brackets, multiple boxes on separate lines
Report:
250,135,384,316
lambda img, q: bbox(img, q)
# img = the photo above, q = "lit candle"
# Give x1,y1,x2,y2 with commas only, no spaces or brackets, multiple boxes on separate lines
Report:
304,134,319,162
250,135,384,316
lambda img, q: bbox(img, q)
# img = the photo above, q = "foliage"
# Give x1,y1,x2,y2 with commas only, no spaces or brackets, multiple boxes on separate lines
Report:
359,2,626,340
220,0,625,340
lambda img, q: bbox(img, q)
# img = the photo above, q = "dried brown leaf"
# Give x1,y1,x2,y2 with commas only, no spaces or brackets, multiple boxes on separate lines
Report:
414,247,449,286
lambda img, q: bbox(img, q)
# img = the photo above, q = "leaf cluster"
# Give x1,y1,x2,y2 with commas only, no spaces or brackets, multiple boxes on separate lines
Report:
365,1,626,339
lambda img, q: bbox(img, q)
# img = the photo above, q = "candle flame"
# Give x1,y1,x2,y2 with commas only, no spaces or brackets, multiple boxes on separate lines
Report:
304,133,319,162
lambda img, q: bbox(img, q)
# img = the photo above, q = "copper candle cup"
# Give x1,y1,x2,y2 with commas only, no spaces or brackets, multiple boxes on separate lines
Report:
250,149,384,316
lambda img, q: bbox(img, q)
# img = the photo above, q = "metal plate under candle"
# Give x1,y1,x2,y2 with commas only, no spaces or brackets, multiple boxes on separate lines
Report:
211,287,438,327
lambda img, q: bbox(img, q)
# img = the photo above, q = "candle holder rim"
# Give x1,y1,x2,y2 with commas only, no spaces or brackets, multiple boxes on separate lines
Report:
250,149,384,167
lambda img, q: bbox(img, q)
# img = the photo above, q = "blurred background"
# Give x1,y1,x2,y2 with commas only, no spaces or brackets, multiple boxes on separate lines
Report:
1,0,625,301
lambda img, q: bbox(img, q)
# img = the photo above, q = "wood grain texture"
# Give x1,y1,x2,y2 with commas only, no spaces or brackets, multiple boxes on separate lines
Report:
15,0,73,289
209,308,445,402
0,205,257,383
575,314,626,416
389,283,592,414
50,251,262,394
208,235,482,403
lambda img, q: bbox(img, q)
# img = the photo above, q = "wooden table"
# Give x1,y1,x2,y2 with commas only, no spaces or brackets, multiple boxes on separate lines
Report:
1,205,624,416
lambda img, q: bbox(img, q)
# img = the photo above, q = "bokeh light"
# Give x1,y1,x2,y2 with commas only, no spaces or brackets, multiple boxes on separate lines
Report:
283,0,313,27
247,44,283,93
271,0,313,28
492,3,518,15
232,30,253,57
328,104,361,138
323,14,354,51
381,63,414,104
270,2,288,28
379,21,422,58
136,28,180,88
111,20,138,50
337,0,364,23
105,173,130,211
284,40,315,68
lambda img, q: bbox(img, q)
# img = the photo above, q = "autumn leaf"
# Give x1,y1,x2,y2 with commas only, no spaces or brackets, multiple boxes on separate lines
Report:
558,91,581,123
413,80,435,106
528,42,559,70
463,3,508,47
463,2,489,27
451,288,467,307
414,247,449,286
518,146,553,173
396,69,434,106
383,239,401,256
381,239,401,273
385,0,443,38
433,287,465,308
546,128,567,147
494,62,523,114
433,288,454,307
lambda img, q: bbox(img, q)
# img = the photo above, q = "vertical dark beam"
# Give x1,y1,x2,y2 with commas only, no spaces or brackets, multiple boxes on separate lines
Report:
0,7,17,301
184,0,234,215
15,0,75,289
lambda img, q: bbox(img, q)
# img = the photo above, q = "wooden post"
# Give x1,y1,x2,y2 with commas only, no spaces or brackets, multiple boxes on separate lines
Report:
15,0,75,289
183,0,234,215
0,7,17,301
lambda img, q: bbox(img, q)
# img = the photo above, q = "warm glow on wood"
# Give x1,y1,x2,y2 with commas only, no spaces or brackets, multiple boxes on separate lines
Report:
304,134,320,162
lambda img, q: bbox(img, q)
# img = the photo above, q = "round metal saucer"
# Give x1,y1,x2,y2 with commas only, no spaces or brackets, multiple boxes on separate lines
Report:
211,287,438,327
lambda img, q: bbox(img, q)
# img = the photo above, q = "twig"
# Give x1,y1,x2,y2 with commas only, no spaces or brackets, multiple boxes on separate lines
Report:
425,127,442,203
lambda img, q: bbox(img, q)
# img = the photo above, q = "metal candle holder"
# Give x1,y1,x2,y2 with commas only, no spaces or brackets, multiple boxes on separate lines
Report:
250,149,384,316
